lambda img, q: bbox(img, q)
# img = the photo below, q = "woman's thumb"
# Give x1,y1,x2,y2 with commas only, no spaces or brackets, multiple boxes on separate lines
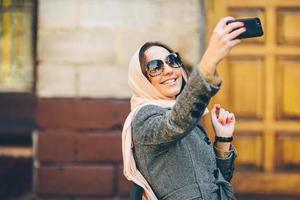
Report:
211,109,219,125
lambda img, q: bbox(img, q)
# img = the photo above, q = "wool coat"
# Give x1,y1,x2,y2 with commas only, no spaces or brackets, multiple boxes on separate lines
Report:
132,68,237,200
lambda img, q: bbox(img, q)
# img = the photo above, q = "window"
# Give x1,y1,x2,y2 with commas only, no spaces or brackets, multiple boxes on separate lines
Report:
0,0,35,92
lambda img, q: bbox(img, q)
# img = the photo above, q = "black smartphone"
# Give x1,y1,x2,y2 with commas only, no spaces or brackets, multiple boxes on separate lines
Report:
226,17,264,39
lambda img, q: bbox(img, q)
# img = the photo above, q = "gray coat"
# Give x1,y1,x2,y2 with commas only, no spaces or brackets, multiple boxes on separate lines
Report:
132,68,237,200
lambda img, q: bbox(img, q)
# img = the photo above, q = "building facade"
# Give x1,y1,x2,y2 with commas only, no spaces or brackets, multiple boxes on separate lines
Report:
0,0,300,199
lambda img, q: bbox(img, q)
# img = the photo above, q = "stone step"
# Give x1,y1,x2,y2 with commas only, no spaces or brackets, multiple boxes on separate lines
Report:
0,146,32,157
0,146,33,198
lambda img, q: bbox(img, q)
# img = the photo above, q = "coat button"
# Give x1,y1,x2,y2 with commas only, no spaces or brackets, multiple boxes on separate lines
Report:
195,102,205,110
204,137,211,145
191,111,201,118
198,94,209,102
213,169,219,178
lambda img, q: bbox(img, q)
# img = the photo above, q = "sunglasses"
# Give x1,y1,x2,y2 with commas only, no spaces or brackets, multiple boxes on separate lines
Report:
145,52,183,77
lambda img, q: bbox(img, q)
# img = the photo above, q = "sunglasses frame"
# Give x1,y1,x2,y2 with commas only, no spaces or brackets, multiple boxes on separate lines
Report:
145,52,183,77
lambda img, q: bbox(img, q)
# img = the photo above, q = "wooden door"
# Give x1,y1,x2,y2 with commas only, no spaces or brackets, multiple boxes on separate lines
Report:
205,0,300,195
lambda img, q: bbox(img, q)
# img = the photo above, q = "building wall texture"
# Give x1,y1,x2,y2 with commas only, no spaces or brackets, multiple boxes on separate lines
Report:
36,0,204,98
34,0,205,199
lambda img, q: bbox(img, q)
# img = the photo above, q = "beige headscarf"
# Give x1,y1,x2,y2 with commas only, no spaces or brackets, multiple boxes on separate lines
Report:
122,46,209,199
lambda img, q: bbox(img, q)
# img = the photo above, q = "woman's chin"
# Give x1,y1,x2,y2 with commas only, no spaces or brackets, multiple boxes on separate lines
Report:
162,88,181,99
158,81,182,99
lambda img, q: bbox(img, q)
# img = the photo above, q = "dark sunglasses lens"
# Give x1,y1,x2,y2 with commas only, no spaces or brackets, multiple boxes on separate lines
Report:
146,60,164,77
167,53,181,68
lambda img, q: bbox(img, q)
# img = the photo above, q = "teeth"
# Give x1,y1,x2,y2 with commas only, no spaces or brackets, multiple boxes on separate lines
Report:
163,79,176,84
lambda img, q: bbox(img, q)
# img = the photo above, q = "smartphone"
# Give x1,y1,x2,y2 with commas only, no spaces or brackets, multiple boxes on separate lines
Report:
226,17,264,39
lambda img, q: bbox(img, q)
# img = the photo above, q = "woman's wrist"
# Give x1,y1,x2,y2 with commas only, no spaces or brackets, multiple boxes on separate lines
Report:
214,142,233,159
199,55,217,77
214,140,231,151
198,59,222,86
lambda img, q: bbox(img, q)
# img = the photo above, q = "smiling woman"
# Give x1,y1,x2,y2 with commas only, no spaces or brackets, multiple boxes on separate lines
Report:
122,16,247,200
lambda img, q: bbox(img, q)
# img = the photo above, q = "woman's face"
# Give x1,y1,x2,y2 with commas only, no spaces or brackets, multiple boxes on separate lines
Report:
144,46,183,99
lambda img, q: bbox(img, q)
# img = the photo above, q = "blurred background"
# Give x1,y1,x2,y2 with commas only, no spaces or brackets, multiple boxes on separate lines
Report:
0,0,300,199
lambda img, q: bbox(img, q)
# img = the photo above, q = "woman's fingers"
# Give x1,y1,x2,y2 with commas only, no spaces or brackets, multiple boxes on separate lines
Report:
211,108,221,127
229,113,236,123
228,26,246,40
212,104,236,132
216,20,244,47
221,27,244,48
213,104,221,117
228,38,241,48
218,108,228,125
218,107,237,125
215,16,235,30
214,104,221,109
226,113,234,123
211,104,223,127
223,111,230,125
224,22,244,34
211,110,218,123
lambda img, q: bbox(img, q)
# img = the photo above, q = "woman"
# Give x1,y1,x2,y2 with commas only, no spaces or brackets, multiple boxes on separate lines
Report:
122,16,246,200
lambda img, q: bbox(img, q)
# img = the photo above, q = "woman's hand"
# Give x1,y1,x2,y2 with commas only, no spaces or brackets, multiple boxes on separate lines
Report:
200,16,246,76
211,104,236,152
211,104,235,137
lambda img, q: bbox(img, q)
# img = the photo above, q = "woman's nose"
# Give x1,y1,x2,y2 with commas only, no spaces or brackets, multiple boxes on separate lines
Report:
162,62,173,75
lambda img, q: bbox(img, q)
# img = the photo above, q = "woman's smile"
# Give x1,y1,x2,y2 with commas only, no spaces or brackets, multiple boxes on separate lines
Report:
160,77,177,85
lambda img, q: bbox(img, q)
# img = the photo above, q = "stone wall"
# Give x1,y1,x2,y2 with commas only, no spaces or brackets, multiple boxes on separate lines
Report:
36,0,204,98
34,0,205,199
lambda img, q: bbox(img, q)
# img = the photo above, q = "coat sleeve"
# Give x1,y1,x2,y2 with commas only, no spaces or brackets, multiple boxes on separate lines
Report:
132,68,221,145
216,147,238,182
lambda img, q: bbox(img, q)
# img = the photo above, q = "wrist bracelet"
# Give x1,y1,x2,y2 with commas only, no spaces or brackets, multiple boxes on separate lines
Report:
213,145,233,159
215,136,233,142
